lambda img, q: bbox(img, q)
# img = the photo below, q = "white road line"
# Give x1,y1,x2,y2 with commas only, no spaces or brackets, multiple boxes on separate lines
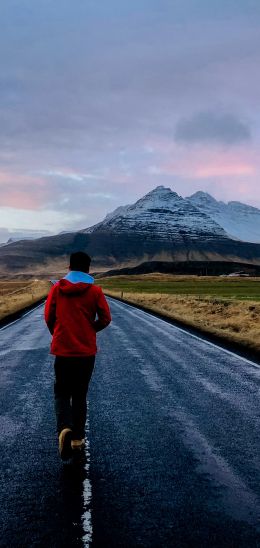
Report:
82,415,93,547
108,297,260,369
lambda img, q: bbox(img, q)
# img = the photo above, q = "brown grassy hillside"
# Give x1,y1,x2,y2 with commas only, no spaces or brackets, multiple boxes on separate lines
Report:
0,280,50,320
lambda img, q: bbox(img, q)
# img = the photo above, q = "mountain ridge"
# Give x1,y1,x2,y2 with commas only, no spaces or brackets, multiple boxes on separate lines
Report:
1,185,260,274
188,191,260,243
82,186,229,241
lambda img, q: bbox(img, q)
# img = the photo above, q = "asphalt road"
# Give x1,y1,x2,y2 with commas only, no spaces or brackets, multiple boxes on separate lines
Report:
0,298,259,547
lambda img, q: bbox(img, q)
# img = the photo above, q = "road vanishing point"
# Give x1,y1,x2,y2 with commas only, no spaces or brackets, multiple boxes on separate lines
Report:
0,298,259,547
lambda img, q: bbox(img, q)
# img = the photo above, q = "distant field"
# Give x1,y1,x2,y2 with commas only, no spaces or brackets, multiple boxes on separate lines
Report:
0,280,50,321
0,281,32,295
100,275,260,353
99,274,260,300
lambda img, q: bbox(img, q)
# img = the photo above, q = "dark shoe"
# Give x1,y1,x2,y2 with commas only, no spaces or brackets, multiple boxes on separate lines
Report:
59,428,73,461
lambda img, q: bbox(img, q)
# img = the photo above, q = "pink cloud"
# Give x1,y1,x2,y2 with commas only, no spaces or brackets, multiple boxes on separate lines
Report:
1,190,41,209
146,139,258,180
0,171,50,209
193,163,255,178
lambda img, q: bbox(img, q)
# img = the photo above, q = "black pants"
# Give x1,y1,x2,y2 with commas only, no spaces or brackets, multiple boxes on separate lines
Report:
54,355,95,439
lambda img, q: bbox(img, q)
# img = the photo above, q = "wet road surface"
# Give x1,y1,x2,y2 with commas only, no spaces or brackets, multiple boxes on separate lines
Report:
0,298,259,547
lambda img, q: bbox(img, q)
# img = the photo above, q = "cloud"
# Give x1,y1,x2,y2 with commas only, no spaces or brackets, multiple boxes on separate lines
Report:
0,167,122,233
0,206,84,234
0,1,258,165
0,0,259,233
39,170,105,182
193,162,255,177
175,111,251,145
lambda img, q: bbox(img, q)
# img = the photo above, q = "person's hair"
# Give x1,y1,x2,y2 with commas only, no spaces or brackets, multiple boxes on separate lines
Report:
69,251,91,273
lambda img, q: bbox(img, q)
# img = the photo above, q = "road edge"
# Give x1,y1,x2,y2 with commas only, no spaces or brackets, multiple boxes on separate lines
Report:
106,294,260,365
0,297,46,329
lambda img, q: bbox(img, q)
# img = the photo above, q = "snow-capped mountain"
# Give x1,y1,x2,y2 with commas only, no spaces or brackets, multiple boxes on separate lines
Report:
77,185,260,267
1,185,260,273
0,230,52,246
0,236,35,247
104,204,131,222
188,191,260,243
83,186,229,241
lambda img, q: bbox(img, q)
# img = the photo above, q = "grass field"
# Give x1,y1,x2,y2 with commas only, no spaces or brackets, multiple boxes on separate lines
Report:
1,274,259,353
0,280,50,321
99,275,260,353
99,274,260,300
0,281,34,295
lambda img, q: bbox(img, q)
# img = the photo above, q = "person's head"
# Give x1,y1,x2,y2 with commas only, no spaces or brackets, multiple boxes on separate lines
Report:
69,251,91,273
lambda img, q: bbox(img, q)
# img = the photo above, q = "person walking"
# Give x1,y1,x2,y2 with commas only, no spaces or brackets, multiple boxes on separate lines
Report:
44,251,111,461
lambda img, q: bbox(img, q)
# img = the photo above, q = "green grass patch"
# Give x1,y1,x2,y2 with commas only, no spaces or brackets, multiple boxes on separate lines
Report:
99,276,260,300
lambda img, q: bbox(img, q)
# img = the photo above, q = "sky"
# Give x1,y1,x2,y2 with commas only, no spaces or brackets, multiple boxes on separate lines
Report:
0,0,260,242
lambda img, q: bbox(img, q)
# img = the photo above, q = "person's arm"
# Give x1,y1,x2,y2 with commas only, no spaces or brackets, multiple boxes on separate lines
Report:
44,284,57,335
94,288,112,332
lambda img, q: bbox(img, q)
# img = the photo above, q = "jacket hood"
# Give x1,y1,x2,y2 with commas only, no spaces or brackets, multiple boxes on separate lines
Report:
59,271,94,295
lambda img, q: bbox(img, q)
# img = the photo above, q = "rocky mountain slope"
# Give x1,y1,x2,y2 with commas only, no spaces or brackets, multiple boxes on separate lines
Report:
83,186,228,241
1,186,260,274
188,191,260,243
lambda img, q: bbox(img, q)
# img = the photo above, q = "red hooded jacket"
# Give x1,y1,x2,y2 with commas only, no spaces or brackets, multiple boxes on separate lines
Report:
44,272,111,357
